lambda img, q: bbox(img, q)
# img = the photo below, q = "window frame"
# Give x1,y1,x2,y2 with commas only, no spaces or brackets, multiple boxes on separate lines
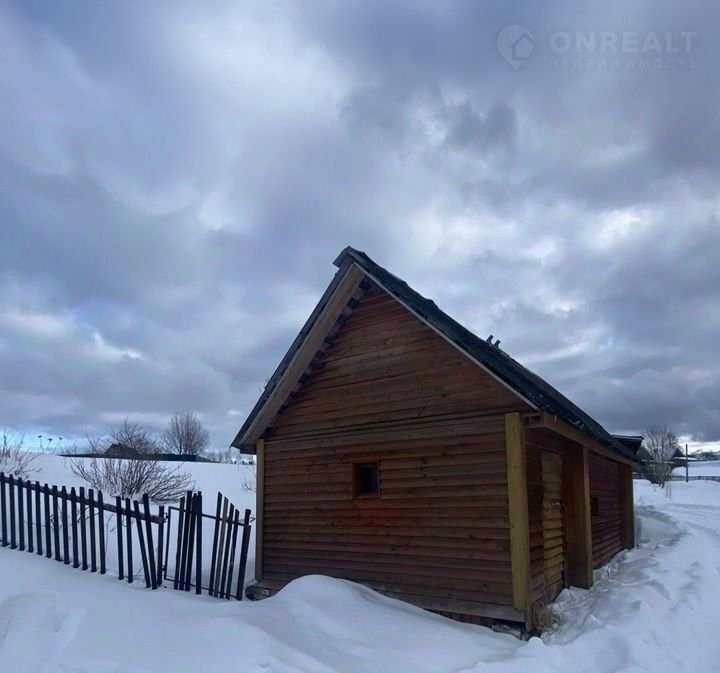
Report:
352,461,380,499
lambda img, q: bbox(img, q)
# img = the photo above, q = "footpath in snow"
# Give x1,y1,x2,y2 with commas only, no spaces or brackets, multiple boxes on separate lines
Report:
0,461,719,672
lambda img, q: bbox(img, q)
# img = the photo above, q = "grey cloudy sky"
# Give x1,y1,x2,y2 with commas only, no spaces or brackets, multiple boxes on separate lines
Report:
1,1,718,451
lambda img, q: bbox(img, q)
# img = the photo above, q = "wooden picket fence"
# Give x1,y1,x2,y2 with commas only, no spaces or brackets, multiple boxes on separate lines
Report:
0,472,252,599
165,492,252,600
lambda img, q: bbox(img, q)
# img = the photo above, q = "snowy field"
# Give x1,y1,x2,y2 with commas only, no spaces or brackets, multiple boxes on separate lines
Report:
1,457,719,672
673,460,720,477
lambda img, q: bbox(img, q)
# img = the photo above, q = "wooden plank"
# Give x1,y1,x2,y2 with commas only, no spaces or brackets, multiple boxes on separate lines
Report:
236,509,252,600
80,487,88,570
43,484,51,558
505,412,532,628
224,508,240,599
173,495,186,590
193,496,202,595
157,505,165,588
564,444,593,588
26,479,33,554
115,496,124,580
61,486,69,563
52,485,60,561
142,494,157,589
98,492,106,575
34,481,42,556
133,500,152,588
0,474,6,547
125,497,133,583
256,438,265,582
88,489,97,572
207,492,222,596
183,494,197,592
17,478,24,550
71,488,79,567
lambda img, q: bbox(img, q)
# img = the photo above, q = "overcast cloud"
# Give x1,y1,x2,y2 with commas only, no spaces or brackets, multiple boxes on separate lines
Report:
1,1,718,451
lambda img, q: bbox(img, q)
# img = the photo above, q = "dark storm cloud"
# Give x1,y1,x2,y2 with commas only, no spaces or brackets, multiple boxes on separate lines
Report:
1,0,719,449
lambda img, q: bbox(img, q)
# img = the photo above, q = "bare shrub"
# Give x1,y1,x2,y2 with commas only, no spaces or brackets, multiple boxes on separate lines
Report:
1,432,38,478
161,412,209,456
642,426,681,487
70,457,194,503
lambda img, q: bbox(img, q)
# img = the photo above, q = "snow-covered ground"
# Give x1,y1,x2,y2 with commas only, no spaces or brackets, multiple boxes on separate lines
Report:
1,458,719,672
673,460,720,477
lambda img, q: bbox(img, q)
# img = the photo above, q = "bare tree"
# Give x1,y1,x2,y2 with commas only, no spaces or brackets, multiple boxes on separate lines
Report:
110,418,158,454
161,412,209,456
70,457,194,503
1,432,38,478
642,425,681,486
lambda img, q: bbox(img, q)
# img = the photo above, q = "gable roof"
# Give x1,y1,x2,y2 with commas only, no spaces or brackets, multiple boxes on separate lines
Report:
232,247,635,461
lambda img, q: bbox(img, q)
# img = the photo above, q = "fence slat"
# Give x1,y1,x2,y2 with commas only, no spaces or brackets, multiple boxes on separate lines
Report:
224,508,240,599
207,492,222,596
43,484,51,558
116,496,124,581
125,497,133,583
213,498,229,597
0,474,7,547
71,488,79,568
133,500,151,589
157,505,165,587
9,476,17,549
173,495,185,590
26,480,33,554
178,491,193,591
17,478,25,551
219,503,235,598
183,494,197,592
34,481,42,556
79,487,88,570
52,485,60,562
236,509,252,601
194,494,202,596
98,491,106,575
142,495,157,590
61,486,69,564
89,489,97,572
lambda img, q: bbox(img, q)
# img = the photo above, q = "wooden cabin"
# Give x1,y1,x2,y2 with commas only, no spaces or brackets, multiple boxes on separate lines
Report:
232,247,637,630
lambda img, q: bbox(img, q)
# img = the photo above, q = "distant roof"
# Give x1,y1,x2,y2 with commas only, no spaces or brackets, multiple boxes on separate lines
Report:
612,435,644,454
232,247,635,461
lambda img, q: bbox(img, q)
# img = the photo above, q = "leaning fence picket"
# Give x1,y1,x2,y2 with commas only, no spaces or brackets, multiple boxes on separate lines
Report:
225,508,240,599
172,495,185,590
183,494,198,592
236,509,252,601
142,494,157,590
133,500,151,589
208,492,222,596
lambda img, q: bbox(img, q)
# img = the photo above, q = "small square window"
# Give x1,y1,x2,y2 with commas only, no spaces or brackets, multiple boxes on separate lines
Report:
353,462,379,497
591,496,600,517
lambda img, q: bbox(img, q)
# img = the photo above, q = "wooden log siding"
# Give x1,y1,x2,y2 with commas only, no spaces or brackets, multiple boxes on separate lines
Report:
258,286,541,621
267,287,529,439
262,423,519,619
589,453,623,569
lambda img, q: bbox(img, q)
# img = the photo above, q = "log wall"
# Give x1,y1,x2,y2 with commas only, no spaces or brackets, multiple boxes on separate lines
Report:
260,285,531,621
589,453,623,568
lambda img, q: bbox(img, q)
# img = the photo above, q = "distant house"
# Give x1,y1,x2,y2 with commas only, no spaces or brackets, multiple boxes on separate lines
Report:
233,247,638,630
103,443,141,459
614,434,685,475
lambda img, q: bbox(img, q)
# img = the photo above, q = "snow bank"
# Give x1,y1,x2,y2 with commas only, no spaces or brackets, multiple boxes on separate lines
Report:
0,463,718,672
